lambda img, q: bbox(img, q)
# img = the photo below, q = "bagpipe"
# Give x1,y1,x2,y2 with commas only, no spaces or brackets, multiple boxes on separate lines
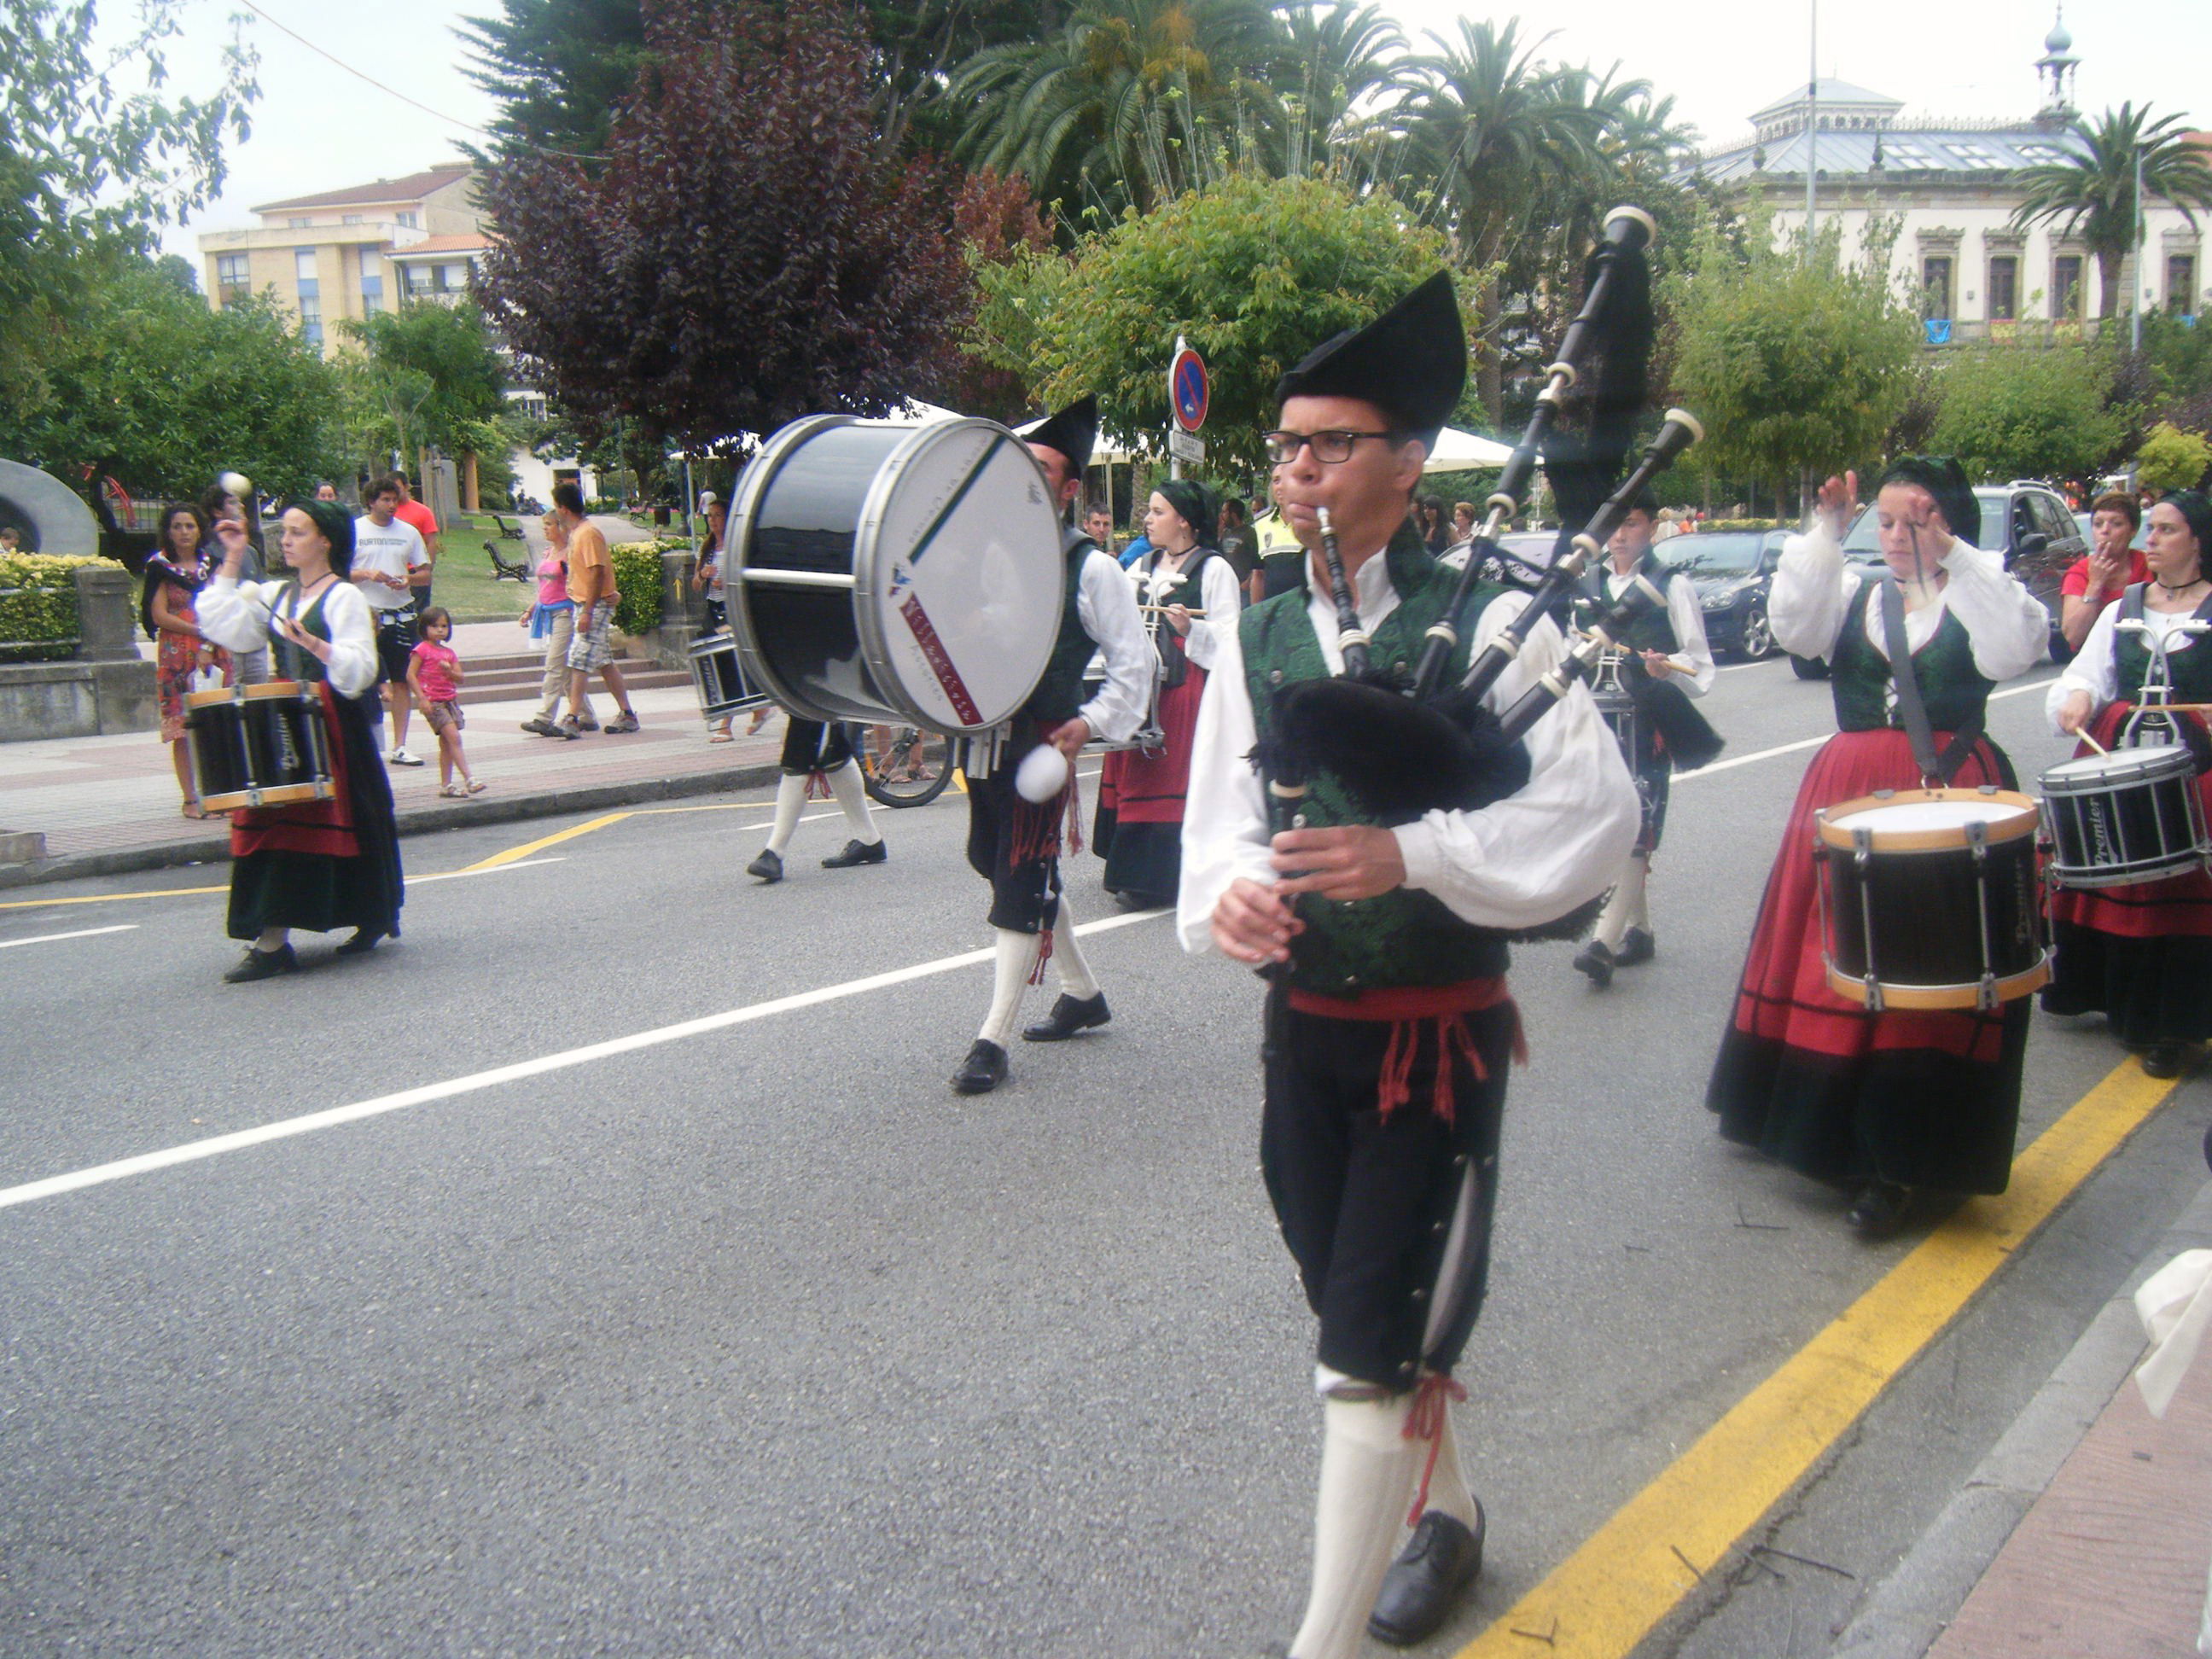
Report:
1260,207,1707,847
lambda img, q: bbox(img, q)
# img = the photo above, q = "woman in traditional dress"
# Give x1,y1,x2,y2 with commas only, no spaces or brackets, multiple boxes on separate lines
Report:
197,499,405,981
142,503,232,818
1706,458,2050,1236
2046,490,2212,1079
1093,479,1242,908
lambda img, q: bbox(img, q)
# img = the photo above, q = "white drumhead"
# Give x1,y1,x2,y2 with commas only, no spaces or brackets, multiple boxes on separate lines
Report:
1831,799,2036,832
853,419,1065,732
2043,743,2189,785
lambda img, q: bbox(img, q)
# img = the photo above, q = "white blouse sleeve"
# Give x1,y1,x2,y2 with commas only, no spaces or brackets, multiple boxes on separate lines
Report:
195,576,287,655
1667,574,1717,696
1939,540,2051,683
1178,614,1275,955
317,583,381,698
1185,554,1243,672
1393,591,1642,930
1074,549,1151,745
1767,524,1854,661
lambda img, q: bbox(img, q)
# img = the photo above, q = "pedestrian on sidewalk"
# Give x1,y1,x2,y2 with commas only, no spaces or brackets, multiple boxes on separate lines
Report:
196,498,405,979
390,469,441,612
520,511,581,738
554,481,639,735
692,494,736,742
409,608,484,798
354,477,430,766
142,502,232,818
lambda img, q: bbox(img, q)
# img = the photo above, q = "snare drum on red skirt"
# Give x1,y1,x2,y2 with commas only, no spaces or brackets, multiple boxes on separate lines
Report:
183,680,335,812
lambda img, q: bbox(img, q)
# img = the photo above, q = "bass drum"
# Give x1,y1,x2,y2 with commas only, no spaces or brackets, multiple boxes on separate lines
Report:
727,416,1065,734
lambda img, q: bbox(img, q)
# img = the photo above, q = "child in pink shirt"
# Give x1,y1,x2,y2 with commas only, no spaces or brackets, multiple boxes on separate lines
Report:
408,608,484,796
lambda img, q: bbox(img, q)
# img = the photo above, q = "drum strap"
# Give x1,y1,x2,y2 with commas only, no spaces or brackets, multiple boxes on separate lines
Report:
1880,577,1981,786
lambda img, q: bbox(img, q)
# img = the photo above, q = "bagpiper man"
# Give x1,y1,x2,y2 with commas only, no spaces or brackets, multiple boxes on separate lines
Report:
1570,488,1720,987
952,395,1152,1095
1179,276,1638,1657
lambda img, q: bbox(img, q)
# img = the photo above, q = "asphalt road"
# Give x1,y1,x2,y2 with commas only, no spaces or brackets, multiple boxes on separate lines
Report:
1,651,2206,1658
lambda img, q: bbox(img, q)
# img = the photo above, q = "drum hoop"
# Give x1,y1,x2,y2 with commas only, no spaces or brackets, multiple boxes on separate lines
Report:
1823,955,2050,1010
726,414,853,723
851,418,1044,735
2040,745,2194,791
1815,788,2041,853
242,678,318,704
183,685,242,710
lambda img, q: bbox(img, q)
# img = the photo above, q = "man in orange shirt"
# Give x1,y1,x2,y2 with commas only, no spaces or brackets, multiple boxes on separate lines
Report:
390,470,443,610
554,482,640,734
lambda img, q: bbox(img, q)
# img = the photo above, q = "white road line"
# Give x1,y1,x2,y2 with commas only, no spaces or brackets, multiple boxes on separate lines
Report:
406,857,566,884
0,907,1172,1212
0,924,138,950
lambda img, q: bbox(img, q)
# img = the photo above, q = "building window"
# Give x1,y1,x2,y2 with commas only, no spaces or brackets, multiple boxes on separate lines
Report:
359,247,381,278
1988,255,2017,322
1884,139,1938,169
2053,255,2084,319
2017,143,2065,163
215,253,250,303
405,265,432,294
2170,253,2198,314
361,271,383,316
438,262,470,291
1947,142,2002,170
395,210,420,229
295,247,317,282
342,214,363,225
299,292,323,348
1921,256,1953,322
288,216,312,229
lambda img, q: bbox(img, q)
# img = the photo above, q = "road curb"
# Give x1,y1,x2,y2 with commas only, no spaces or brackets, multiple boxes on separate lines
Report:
0,761,783,892
1831,1175,2212,1658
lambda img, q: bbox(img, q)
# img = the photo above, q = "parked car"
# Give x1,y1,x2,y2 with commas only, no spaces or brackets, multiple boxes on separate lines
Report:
1657,527,1787,660
1839,482,2082,662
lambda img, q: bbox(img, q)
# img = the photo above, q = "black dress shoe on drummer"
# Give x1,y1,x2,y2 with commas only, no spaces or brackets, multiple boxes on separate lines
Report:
2142,1044,2189,1080
224,943,297,983
1369,1505,1486,1646
952,1039,1009,1095
1572,940,1615,988
1022,992,1110,1042
747,848,783,883
1615,928,1656,967
334,929,383,957
1846,1179,1912,1238
820,838,888,869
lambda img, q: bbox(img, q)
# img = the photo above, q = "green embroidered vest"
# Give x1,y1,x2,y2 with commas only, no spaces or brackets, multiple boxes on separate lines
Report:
1241,527,1511,994
273,585,335,684
1022,528,1103,726
1583,553,1681,658
1828,573,1994,732
2115,585,2212,702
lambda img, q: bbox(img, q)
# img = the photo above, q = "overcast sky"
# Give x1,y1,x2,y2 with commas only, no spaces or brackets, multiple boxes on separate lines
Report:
148,0,2206,274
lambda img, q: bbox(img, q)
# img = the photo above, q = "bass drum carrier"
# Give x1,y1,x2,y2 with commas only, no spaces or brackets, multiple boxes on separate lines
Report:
725,416,1066,734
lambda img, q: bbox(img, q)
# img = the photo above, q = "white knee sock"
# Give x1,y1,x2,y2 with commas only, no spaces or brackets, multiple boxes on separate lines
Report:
1594,864,1634,952
1421,1408,1479,1529
1626,853,1650,932
977,928,1038,1048
765,774,806,855
1051,892,1100,1000
1290,1394,1420,1659
825,760,881,845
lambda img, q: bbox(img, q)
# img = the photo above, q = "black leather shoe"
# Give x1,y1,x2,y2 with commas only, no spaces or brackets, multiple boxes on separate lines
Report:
334,929,382,957
747,848,783,883
1615,927,1656,966
1368,1505,1486,1646
2142,1044,2187,1080
951,1039,1009,1095
820,838,888,869
1845,1179,1912,1237
1022,992,1110,1042
224,943,298,983
1572,940,1615,988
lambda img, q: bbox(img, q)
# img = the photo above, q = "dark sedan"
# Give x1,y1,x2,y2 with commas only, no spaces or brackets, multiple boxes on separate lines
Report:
1657,527,1786,660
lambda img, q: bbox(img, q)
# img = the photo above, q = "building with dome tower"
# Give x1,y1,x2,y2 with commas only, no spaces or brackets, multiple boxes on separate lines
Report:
1682,14,2208,342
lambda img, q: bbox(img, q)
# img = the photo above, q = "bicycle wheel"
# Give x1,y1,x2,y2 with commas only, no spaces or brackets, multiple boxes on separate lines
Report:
860,724,953,807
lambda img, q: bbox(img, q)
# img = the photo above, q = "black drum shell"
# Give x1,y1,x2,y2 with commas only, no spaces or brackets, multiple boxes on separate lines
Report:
2040,744,2210,889
183,682,334,810
687,632,765,719
1823,834,2043,988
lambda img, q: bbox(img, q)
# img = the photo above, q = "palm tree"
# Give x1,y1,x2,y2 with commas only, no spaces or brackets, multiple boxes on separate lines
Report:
1267,2,1410,183
2011,103,2212,323
946,0,1287,222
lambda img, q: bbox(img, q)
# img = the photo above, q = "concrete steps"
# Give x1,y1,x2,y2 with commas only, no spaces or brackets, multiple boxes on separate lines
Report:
451,650,690,708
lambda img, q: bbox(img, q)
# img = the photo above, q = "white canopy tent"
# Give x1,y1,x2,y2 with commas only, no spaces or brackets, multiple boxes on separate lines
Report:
1423,426,1515,472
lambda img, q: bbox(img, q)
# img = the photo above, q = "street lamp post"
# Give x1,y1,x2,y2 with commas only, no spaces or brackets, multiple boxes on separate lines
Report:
1803,0,1818,242
2133,141,2145,354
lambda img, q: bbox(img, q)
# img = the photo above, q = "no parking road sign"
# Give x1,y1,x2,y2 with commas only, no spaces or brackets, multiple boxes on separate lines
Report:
1168,343,1209,433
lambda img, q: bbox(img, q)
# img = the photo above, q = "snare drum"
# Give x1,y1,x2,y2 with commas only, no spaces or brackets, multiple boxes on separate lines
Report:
687,632,768,720
1815,788,2049,1012
726,415,1066,733
183,680,335,812
2040,742,2211,889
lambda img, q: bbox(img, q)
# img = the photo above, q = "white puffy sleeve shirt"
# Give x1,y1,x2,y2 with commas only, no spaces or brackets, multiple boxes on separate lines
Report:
197,576,380,699
1600,566,1715,695
1074,548,1151,746
1177,553,1642,953
2047,602,2210,731
1767,524,2047,682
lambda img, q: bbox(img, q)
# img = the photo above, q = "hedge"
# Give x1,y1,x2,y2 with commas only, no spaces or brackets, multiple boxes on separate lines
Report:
610,538,681,638
0,553,121,663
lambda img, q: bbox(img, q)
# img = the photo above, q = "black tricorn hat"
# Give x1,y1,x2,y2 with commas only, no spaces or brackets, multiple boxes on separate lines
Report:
1020,393,1097,475
1274,272,1466,447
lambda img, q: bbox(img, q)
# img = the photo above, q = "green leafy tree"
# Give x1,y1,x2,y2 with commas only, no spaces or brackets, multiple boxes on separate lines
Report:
1,0,259,406
1661,216,1919,509
2010,104,2212,323
2136,420,2212,493
1008,172,1463,474
459,0,649,166
335,299,511,474
0,256,337,498
1927,346,2125,486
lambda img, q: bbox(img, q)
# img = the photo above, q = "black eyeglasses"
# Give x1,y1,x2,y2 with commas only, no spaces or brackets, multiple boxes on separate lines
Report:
1263,428,1401,465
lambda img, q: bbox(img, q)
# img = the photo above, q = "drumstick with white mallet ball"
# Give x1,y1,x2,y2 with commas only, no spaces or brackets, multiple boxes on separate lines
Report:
1015,743,1070,804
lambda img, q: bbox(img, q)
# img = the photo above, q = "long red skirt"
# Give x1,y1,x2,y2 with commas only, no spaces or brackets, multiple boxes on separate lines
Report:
1707,727,2029,1195
2042,703,2212,1046
1094,661,1205,904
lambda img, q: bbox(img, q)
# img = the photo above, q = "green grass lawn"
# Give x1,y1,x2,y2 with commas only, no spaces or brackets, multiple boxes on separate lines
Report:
429,511,539,622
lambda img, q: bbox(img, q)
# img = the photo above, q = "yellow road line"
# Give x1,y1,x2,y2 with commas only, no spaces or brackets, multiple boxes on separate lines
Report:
1457,1058,2179,1659
462,811,634,870
0,882,227,910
